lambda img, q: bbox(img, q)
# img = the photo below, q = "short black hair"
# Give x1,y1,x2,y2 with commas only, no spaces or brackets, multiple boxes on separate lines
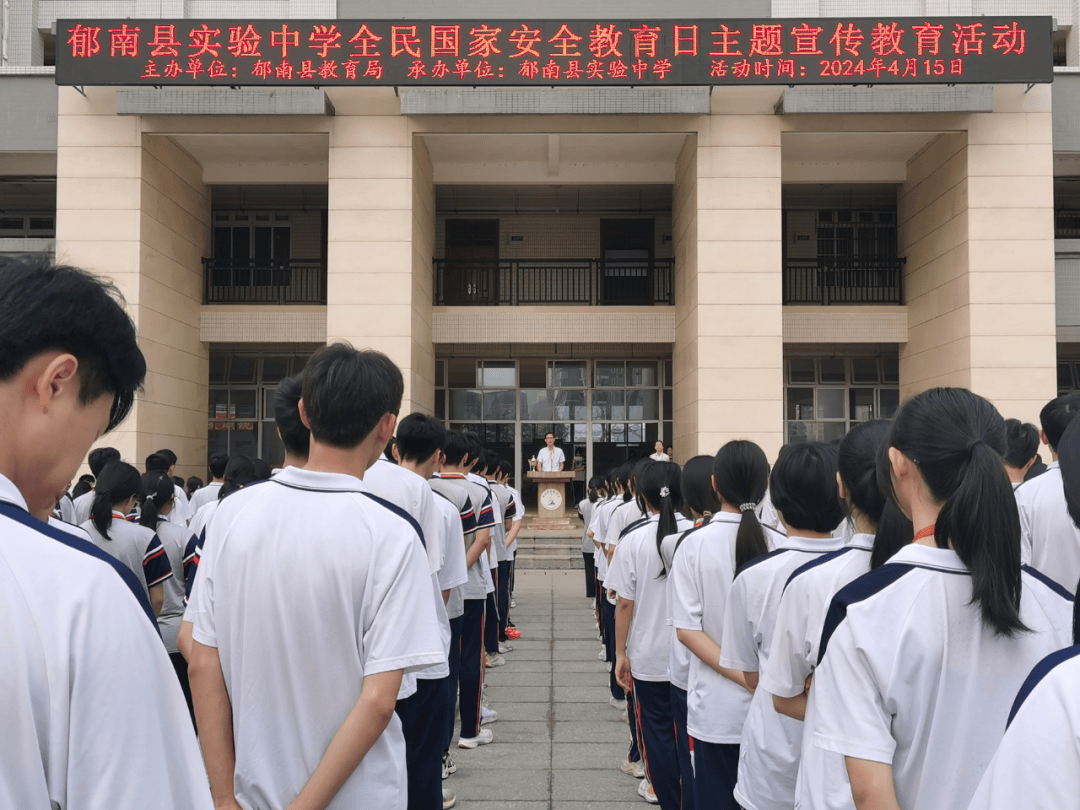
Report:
88,446,121,477
397,413,447,463
0,257,145,433
186,476,203,494
145,452,171,473
442,430,472,467
273,375,310,459
1040,394,1080,452
770,441,845,533
545,432,555,439
208,454,229,478
155,449,177,467
1004,419,1040,468
462,432,484,470
301,343,403,449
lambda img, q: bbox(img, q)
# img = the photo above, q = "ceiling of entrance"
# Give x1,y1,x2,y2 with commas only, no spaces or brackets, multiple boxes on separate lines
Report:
170,133,330,184
421,133,690,184
782,131,943,183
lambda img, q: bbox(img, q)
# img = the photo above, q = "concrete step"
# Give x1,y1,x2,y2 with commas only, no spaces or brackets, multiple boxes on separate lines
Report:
515,551,584,570
515,534,581,547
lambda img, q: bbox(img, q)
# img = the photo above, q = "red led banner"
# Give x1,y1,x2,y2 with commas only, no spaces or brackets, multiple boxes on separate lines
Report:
55,18,1051,87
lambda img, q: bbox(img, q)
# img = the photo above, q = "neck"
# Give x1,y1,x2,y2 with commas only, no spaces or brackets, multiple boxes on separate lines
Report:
784,527,834,540
305,440,380,481
909,503,941,547
441,463,472,475
281,453,306,470
1005,466,1025,484
851,510,876,535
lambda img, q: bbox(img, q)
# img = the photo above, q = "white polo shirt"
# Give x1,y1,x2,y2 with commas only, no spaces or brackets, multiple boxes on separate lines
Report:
590,497,619,584
661,524,704,691
154,517,197,654
607,499,647,548
607,513,693,681
188,480,222,513
758,534,875,810
189,466,444,810
81,514,174,602
506,484,523,556
538,445,565,471
168,483,191,525
0,475,213,810
966,647,1080,810
670,512,784,744
1016,462,1080,590
430,473,487,601
579,498,595,554
433,492,469,621
812,543,1074,810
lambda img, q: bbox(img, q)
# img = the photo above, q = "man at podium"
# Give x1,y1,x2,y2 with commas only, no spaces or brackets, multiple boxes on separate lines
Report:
537,432,565,472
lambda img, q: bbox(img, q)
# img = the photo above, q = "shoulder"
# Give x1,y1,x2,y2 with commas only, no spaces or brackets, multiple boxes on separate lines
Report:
784,546,855,594
358,490,425,543
734,546,792,580
1008,646,1080,727
1015,467,1061,500
1022,564,1076,602
620,515,651,540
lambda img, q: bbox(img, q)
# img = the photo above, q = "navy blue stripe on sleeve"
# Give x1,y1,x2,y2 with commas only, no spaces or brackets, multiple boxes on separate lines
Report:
784,547,854,594
360,491,425,549
619,516,650,540
0,502,158,630
1021,564,1076,601
1007,646,1080,728
817,563,916,666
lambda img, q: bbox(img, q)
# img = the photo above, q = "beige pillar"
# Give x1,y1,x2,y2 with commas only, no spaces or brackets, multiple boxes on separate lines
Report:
55,88,210,479
675,93,785,461
900,85,1056,426
326,91,433,414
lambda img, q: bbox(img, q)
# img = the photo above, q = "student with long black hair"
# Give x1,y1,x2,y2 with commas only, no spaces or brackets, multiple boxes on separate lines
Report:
140,470,198,727
1003,418,1040,489
672,441,783,810
580,475,604,598
662,455,720,810
812,388,1074,810
71,446,121,524
609,461,693,809
760,422,911,810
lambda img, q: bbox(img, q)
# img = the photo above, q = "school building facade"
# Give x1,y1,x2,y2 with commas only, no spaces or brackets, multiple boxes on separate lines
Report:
0,0,1075,488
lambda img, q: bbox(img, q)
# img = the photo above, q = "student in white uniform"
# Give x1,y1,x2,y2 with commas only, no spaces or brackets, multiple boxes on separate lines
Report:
1003,419,1039,490
607,460,649,550
488,457,519,649
0,256,213,810
762,421,911,810
188,344,445,810
71,445,121,524
273,374,311,471
580,476,604,598
500,462,523,634
650,440,670,462
598,462,636,697
149,448,192,525
672,440,784,810
812,388,1075,810
1015,393,1080,587
189,453,228,512
589,470,616,651
140,469,199,727
661,456,720,810
610,461,693,809
538,431,566,471
82,460,174,616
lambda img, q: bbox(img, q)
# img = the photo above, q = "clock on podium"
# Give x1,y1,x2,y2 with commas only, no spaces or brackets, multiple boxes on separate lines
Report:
540,487,563,511
527,470,575,529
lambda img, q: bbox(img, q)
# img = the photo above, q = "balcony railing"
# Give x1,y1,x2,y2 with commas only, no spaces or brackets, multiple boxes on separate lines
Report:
203,258,327,304
433,258,674,306
783,259,904,305
1057,210,1080,239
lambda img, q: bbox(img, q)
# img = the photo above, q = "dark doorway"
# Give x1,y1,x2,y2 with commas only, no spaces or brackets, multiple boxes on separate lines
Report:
445,219,500,304
600,219,653,304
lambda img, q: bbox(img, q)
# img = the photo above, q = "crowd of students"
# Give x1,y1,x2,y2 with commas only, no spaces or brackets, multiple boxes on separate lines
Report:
580,389,1080,810
5,252,1080,810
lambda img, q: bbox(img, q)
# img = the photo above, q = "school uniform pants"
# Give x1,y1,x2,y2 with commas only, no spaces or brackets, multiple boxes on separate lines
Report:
459,599,486,739
396,676,445,810
690,738,740,810
625,680,641,765
601,599,624,700
582,552,596,598
169,652,196,731
445,614,464,753
484,583,500,655
634,678,681,810
670,685,695,810
497,560,511,641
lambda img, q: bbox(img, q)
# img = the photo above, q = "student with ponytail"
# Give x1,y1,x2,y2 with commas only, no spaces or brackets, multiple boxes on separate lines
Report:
759,422,910,810
608,462,693,809
140,470,198,727
671,441,783,810
812,388,1074,810
580,475,604,598
81,461,174,617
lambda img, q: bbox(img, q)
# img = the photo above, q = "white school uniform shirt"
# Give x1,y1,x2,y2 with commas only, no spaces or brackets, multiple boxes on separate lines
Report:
671,512,785,744
1015,461,1080,589
661,524,704,691
52,493,76,524
579,498,595,554
590,497,619,584
168,483,191,525
154,516,197,654
487,480,511,564
812,543,1074,810
433,492,470,621
468,472,500,573
720,533,848,810
759,534,875,810
189,466,444,810
538,445,566,471
649,452,670,462
71,489,95,525
0,474,213,810
607,499,647,549
607,512,694,681
430,472,492,600
966,646,1080,810
188,480,222,513
506,484,523,556
756,490,781,530
81,514,174,602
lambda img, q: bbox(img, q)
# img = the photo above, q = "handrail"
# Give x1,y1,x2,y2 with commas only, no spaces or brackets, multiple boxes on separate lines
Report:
203,257,327,304
783,258,904,305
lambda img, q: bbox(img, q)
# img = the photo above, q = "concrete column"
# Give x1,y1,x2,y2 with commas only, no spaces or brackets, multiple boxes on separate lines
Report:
899,85,1056,426
326,89,432,415
675,91,784,461
55,87,210,478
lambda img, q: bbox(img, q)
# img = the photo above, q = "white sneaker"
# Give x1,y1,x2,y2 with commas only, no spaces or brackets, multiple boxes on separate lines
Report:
609,697,627,710
510,600,516,607
442,752,457,779
458,728,494,749
620,758,646,778
597,648,607,660
443,788,456,809
481,705,498,725
498,642,513,654
638,779,658,804
485,653,506,668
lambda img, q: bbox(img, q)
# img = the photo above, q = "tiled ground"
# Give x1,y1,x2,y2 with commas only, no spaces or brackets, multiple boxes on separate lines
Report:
448,570,646,810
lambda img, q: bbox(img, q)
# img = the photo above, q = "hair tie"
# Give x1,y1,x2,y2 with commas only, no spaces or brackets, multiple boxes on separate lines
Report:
739,502,756,512
659,486,670,498
967,438,982,454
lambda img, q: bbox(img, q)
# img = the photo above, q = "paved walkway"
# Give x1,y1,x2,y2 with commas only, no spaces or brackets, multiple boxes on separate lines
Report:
450,570,642,810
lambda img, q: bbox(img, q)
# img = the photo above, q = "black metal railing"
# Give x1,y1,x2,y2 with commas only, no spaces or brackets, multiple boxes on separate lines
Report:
1057,210,1080,239
783,259,904,305
433,258,674,306
203,258,327,304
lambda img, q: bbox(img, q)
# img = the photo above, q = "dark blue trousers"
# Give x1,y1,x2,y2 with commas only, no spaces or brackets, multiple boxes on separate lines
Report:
670,685,695,810
459,599,486,739
497,560,511,640
601,598,623,700
396,677,446,810
445,614,463,753
634,679,680,810
690,738,740,810
484,579,499,655
583,552,596,597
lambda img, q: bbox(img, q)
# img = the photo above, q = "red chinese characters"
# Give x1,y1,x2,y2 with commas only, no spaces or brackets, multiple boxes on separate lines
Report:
67,24,101,58
749,24,783,57
992,22,1026,55
108,23,141,58
469,25,502,58
228,24,262,57
309,24,342,58
148,24,181,57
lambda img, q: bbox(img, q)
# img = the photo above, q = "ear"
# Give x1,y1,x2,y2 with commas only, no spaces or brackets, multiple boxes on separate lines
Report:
836,470,849,501
1040,429,1050,448
298,398,311,429
711,473,720,495
375,412,397,446
888,446,912,481
392,442,403,463
33,353,80,412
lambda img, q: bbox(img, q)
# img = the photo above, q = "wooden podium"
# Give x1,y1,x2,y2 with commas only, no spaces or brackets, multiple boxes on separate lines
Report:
528,470,576,530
